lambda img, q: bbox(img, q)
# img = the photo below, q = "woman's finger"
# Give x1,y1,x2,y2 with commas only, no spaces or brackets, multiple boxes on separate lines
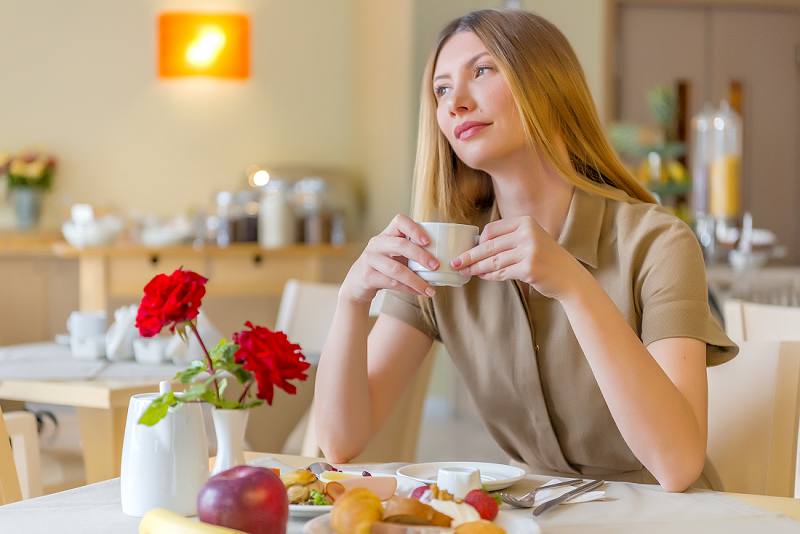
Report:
383,214,431,246
366,270,419,296
450,233,516,270
479,218,521,243
371,236,439,270
458,250,519,277
369,253,434,297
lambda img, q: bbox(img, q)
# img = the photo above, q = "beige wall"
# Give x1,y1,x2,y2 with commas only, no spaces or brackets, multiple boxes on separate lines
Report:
0,0,608,234
0,0,359,227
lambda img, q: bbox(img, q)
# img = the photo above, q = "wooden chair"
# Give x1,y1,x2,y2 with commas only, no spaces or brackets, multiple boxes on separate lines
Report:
242,280,340,454
724,299,800,342
0,405,22,505
298,286,436,463
706,340,800,497
720,299,800,497
3,410,42,499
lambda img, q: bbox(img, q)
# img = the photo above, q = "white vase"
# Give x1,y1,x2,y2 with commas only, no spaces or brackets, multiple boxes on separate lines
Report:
211,408,249,475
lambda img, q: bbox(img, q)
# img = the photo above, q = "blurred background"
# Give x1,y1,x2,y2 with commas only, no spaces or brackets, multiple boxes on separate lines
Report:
0,0,797,496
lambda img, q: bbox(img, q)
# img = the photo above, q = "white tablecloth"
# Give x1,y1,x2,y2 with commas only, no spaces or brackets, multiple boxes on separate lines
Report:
0,342,183,381
1,458,798,533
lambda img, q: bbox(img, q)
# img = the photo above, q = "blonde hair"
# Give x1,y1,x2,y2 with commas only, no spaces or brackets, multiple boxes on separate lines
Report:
412,9,655,224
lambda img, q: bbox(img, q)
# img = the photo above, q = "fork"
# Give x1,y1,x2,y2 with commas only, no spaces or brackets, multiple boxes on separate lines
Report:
499,478,583,508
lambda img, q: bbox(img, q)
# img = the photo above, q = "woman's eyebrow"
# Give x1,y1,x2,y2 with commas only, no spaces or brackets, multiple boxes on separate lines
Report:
433,51,491,82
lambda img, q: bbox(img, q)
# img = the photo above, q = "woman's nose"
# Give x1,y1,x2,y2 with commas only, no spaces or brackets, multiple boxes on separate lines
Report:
448,84,475,116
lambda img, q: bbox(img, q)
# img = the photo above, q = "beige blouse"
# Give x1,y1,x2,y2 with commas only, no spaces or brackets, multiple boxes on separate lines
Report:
380,186,738,486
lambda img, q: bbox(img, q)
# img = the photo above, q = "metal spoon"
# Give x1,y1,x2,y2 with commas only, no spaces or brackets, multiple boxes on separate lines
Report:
307,461,337,476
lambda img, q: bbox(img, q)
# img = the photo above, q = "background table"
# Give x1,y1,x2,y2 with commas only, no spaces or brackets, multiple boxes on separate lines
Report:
0,343,181,483
0,453,798,533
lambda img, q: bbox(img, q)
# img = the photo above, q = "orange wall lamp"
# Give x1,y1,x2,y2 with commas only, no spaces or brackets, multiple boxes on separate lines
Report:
158,12,250,79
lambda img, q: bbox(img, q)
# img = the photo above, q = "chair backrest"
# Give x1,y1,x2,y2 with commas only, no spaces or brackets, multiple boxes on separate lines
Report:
275,279,343,355
724,299,800,342
243,280,341,453
0,406,22,505
706,340,800,497
302,343,436,463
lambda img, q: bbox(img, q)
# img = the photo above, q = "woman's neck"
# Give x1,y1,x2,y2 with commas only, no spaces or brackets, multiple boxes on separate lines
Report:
485,149,574,239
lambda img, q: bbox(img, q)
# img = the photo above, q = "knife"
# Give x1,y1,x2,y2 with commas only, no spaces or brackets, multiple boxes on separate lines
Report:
531,478,605,516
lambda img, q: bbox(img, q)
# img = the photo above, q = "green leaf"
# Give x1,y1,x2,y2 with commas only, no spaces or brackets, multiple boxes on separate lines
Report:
241,399,264,410
137,392,177,426
218,377,229,396
174,365,206,384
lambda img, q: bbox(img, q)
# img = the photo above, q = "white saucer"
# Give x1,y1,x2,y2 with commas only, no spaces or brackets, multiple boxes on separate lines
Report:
415,271,469,287
396,461,526,491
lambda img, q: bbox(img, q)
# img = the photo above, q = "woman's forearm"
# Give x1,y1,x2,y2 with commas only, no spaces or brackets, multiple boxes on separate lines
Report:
314,295,374,463
559,271,706,491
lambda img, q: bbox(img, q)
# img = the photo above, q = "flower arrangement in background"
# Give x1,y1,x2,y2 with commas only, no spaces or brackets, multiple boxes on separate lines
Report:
136,268,310,426
0,150,56,191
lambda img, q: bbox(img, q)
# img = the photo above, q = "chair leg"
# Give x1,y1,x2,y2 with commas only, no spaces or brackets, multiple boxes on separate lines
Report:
4,412,43,499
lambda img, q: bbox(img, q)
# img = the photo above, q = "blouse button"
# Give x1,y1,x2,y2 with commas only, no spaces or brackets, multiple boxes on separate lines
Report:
535,344,540,352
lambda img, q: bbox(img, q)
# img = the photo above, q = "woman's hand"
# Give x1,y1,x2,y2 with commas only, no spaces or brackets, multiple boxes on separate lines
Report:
340,214,440,304
450,216,587,300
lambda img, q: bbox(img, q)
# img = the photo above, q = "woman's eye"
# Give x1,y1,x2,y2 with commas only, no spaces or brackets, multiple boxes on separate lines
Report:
434,86,451,97
475,65,492,77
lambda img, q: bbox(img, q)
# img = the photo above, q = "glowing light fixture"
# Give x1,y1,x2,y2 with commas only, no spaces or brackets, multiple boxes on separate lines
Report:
158,12,249,79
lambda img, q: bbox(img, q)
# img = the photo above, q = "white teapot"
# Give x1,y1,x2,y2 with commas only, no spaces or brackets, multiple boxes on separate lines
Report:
120,381,209,516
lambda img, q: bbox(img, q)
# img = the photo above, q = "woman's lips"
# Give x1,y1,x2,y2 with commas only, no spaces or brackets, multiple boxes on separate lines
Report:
455,122,491,140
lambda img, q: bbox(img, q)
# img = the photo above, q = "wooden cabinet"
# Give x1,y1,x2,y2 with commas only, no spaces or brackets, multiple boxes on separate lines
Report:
0,235,359,345
613,1,800,261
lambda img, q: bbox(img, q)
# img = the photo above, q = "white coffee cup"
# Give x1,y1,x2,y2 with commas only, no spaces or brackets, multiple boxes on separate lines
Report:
436,466,482,499
408,222,479,287
67,310,107,340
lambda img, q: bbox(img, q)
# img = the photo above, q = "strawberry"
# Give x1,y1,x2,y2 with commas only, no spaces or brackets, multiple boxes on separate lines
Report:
464,489,499,521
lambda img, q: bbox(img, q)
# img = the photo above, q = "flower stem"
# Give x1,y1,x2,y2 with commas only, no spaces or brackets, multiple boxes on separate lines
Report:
238,380,253,404
190,321,220,400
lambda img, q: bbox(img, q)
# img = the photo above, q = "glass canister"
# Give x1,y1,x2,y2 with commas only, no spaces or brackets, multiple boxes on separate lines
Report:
233,190,259,243
689,103,714,217
258,180,296,249
708,101,742,221
294,177,332,245
214,191,235,247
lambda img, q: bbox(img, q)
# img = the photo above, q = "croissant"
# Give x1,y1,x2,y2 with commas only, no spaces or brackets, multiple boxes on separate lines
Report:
382,496,452,527
331,488,384,534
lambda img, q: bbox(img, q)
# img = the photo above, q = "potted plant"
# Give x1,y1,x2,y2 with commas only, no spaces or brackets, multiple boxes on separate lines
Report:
0,150,56,230
135,268,311,475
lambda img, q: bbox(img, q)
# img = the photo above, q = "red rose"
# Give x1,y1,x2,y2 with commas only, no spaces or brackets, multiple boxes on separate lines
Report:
136,268,208,337
232,322,310,405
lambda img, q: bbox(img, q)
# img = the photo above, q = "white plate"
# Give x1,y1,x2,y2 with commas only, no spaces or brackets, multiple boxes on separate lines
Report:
303,510,539,533
396,462,526,492
290,503,334,518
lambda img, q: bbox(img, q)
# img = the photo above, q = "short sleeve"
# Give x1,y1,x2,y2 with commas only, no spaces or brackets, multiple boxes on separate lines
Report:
378,290,440,341
636,219,738,366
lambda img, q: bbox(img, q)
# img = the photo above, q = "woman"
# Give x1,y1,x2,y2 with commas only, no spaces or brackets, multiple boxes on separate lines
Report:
315,9,736,492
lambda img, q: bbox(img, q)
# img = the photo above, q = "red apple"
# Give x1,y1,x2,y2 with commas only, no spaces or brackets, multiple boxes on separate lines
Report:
197,465,288,534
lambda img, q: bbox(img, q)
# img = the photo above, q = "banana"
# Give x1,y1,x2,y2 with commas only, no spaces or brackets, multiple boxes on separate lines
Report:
139,508,245,534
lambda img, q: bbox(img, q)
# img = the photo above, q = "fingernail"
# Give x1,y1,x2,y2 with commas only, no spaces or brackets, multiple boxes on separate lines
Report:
420,237,430,245
428,260,439,270
451,258,462,268
425,287,436,297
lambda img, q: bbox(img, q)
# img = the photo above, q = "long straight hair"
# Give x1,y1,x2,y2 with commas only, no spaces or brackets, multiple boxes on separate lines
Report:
412,9,655,224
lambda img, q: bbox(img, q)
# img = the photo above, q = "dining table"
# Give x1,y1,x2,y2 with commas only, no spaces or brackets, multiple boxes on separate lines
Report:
0,342,182,483
0,452,799,533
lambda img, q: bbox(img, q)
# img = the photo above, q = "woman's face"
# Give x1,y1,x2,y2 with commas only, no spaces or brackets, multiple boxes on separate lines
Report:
433,31,528,171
